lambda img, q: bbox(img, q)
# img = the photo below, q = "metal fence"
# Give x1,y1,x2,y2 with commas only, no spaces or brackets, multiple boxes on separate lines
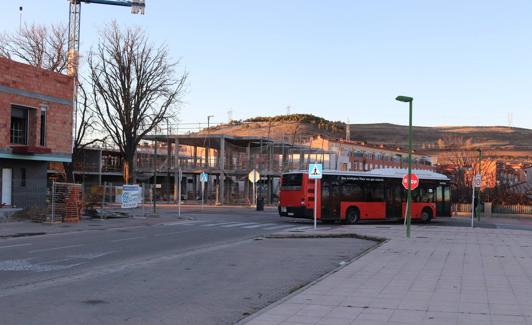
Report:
493,204,532,215
47,182,83,223
453,203,532,215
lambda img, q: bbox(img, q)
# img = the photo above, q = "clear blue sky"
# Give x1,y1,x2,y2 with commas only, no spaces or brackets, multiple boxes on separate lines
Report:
2,1,532,129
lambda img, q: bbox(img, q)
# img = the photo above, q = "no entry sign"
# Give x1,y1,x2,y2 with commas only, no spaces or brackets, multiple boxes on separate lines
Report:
402,173,419,190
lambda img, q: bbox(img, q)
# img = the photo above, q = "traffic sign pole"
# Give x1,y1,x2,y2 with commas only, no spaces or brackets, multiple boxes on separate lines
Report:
314,178,317,230
471,181,475,228
308,163,322,230
178,168,182,217
253,173,256,207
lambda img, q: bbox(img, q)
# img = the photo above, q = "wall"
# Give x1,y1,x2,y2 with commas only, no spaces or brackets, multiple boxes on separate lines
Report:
0,160,48,208
0,57,73,155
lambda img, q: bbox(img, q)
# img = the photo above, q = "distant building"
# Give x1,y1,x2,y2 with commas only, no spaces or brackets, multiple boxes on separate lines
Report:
68,134,337,205
308,135,433,172
0,58,73,208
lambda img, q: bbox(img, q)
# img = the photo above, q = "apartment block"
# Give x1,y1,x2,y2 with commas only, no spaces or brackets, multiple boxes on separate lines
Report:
0,57,73,208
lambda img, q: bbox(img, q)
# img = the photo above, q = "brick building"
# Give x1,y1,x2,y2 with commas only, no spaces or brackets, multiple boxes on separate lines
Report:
0,58,73,208
308,135,433,172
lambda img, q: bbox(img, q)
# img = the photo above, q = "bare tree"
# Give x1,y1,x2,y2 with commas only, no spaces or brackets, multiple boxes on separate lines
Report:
88,22,187,183
62,81,107,182
0,23,68,73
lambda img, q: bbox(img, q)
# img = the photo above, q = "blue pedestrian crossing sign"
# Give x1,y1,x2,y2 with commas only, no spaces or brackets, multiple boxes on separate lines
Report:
200,172,208,183
308,163,323,179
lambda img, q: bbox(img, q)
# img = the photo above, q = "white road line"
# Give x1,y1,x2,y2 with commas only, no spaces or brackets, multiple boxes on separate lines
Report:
110,236,145,243
161,221,202,226
242,223,277,229
0,243,32,249
220,223,256,228
200,222,236,227
154,229,201,237
29,244,82,253
263,225,295,230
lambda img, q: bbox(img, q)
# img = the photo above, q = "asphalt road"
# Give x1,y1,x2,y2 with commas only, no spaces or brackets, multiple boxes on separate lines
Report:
0,207,376,325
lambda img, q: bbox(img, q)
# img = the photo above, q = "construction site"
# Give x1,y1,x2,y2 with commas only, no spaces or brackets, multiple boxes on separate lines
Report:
69,131,337,206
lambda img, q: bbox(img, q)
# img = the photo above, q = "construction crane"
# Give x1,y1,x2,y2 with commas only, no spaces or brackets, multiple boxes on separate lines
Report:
66,0,145,149
67,0,145,76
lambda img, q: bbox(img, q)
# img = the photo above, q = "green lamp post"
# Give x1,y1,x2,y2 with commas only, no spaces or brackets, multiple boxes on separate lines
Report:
476,148,482,222
396,95,414,238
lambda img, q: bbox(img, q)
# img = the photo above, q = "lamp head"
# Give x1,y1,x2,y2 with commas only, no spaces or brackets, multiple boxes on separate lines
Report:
396,96,413,103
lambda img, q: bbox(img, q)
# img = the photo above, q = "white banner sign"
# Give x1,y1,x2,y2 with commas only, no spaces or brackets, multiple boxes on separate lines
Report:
121,185,141,208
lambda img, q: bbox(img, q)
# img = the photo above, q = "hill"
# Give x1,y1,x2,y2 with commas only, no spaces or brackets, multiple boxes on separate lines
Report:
205,115,532,161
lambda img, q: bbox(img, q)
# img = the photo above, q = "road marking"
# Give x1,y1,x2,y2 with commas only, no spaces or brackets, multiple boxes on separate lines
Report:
0,243,32,249
263,225,296,230
29,244,82,253
242,223,277,229
200,222,235,227
160,221,202,226
111,236,145,243
220,223,256,228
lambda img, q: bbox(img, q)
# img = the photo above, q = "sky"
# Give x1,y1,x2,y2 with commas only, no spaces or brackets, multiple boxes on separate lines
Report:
1,1,532,129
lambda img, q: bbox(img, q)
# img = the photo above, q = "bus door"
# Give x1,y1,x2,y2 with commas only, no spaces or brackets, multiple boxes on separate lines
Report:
385,183,402,219
321,175,340,220
436,184,451,216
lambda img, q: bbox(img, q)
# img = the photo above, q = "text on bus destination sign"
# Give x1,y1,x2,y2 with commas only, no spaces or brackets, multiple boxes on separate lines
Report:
340,176,384,182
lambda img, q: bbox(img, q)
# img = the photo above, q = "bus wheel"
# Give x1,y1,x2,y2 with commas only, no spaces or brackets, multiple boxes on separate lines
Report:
421,208,432,223
345,208,360,225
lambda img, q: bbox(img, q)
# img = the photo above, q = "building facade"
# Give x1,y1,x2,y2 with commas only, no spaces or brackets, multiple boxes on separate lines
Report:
0,58,73,208
308,135,433,172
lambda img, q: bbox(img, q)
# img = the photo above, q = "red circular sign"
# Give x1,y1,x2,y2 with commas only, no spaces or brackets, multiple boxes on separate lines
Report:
402,173,419,190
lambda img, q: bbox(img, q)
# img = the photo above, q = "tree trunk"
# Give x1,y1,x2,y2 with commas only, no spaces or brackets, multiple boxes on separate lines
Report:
123,150,137,184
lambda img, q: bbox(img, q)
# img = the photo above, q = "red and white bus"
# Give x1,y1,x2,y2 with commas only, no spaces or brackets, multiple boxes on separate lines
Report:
278,169,451,224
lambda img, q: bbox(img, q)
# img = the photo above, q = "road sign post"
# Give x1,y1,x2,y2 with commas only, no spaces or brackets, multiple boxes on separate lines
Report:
178,168,182,217
402,173,419,237
472,174,481,227
308,163,323,230
248,169,260,207
200,172,208,210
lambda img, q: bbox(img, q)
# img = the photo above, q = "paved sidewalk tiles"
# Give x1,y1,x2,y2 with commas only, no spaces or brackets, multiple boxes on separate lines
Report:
245,224,532,325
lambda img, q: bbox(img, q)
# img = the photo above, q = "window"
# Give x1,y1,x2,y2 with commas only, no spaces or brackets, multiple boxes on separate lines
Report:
40,109,46,146
281,173,302,187
342,181,364,201
10,106,28,145
365,183,385,201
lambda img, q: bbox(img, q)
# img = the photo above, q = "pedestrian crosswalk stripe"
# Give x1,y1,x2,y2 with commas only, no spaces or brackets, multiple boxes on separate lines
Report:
220,222,257,228
242,223,277,229
161,220,203,226
200,222,235,227
263,225,295,230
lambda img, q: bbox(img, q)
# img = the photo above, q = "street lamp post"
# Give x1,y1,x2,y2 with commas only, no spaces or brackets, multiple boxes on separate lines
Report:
396,95,414,238
476,148,482,222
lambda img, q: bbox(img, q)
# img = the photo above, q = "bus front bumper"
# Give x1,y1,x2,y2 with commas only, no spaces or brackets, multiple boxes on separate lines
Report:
278,206,313,219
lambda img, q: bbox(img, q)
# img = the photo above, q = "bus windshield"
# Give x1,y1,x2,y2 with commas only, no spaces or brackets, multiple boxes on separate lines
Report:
281,173,303,188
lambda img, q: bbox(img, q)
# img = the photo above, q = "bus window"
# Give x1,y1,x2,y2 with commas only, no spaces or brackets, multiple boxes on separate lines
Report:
365,183,384,202
281,173,302,189
342,182,364,201
417,187,434,203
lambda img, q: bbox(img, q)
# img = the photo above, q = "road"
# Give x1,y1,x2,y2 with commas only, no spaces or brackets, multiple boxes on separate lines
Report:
0,207,376,325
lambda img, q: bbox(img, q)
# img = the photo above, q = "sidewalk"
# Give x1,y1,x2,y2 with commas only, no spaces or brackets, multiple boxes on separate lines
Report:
245,224,532,325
